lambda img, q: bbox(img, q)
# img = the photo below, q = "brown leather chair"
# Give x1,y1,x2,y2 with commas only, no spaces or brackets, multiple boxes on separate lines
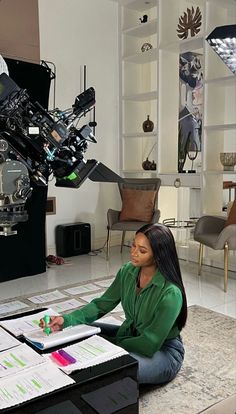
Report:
106,178,161,260
194,200,236,292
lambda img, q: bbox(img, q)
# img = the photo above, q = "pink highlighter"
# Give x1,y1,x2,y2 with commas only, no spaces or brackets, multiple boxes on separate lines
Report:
50,351,69,366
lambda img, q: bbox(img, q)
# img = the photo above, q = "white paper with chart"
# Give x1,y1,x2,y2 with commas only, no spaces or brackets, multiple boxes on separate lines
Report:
48,335,128,374
0,343,44,378
0,361,75,410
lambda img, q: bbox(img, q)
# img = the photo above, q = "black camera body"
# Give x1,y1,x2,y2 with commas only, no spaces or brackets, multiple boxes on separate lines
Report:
0,73,96,185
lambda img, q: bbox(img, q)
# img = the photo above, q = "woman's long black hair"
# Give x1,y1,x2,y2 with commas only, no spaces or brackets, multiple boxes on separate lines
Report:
136,223,187,330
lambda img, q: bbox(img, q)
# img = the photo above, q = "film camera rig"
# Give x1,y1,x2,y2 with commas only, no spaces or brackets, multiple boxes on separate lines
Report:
0,73,122,236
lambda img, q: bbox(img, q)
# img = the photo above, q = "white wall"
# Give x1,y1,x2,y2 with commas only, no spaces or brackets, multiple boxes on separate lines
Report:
38,0,121,252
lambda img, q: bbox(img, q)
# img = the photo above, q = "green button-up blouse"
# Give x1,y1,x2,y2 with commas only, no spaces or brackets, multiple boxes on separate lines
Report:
63,262,183,357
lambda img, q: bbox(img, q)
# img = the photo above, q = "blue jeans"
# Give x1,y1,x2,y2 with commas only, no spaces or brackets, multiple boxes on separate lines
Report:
92,322,185,385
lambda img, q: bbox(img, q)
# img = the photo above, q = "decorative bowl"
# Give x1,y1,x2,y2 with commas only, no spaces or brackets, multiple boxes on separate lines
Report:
220,152,236,171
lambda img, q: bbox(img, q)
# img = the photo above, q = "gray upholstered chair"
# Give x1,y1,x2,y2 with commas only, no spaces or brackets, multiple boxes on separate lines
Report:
106,178,161,260
194,201,236,292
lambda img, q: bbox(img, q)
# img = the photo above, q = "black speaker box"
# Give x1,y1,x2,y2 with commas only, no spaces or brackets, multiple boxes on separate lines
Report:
56,222,91,257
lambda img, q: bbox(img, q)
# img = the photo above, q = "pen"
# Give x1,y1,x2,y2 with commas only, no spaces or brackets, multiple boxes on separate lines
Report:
50,351,69,366
58,349,76,364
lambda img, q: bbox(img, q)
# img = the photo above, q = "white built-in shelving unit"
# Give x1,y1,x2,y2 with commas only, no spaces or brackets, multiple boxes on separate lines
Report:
118,0,236,225
117,0,236,270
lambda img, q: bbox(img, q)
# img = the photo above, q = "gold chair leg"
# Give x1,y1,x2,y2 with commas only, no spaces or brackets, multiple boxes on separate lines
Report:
198,243,203,275
120,231,126,253
106,227,110,261
224,242,229,292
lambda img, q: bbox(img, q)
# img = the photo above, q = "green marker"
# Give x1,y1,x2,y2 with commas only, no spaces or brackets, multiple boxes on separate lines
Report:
43,315,51,336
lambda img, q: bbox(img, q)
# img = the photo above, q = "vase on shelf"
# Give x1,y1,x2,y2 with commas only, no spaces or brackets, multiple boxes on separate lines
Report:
220,152,236,171
142,143,157,171
142,115,154,132
142,158,152,170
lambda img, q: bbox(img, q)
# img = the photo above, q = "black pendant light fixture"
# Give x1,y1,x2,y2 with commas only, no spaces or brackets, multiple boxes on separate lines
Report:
206,25,236,75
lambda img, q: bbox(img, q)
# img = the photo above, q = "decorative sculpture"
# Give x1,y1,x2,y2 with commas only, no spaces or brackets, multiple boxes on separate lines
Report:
141,42,153,52
139,15,148,23
177,6,202,39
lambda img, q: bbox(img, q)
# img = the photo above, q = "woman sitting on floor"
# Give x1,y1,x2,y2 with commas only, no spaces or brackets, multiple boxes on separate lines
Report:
40,223,187,385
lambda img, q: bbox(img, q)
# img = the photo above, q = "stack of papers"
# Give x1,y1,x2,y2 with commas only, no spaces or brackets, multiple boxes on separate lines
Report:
25,324,101,350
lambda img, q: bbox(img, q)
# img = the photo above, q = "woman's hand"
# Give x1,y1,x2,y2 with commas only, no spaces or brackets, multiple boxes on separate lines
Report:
39,316,64,332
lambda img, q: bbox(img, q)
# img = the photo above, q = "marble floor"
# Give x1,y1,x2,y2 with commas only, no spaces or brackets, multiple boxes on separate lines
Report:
1,246,236,319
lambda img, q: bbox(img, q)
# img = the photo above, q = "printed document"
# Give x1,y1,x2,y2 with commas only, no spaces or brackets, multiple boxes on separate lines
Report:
0,300,29,316
64,283,99,295
0,327,21,351
94,278,114,288
0,361,75,410
81,291,105,303
50,298,84,313
27,290,67,304
0,308,58,337
0,343,44,378
24,324,101,350
52,335,128,374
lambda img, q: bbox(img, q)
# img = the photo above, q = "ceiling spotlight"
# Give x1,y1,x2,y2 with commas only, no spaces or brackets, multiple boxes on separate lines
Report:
206,25,236,75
